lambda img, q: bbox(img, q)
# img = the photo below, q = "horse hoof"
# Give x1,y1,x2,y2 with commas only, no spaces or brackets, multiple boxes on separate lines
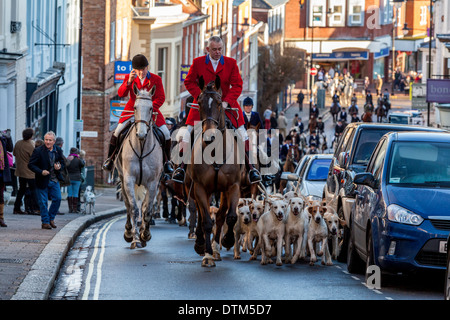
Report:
130,242,137,249
202,255,216,267
188,232,196,239
140,232,152,243
140,241,147,248
213,252,222,261
124,233,133,243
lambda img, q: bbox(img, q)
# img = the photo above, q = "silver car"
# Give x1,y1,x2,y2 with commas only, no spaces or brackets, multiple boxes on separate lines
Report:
282,154,333,199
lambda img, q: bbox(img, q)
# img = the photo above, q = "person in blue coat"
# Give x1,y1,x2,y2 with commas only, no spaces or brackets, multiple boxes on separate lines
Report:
242,97,264,130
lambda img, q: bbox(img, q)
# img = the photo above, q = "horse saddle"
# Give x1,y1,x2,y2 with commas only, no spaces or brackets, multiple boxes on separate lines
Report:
117,121,165,147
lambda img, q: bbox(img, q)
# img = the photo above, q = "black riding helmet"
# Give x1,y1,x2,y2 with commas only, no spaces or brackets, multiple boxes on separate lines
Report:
132,54,149,70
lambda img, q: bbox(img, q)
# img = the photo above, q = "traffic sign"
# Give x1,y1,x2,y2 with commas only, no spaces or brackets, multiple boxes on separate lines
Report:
310,67,318,76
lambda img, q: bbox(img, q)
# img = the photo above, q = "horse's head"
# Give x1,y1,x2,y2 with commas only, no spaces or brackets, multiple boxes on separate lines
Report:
197,75,224,144
133,83,156,140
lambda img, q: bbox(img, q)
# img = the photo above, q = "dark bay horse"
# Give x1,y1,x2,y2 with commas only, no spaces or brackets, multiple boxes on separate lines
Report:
330,103,341,123
362,103,374,122
278,144,299,193
187,76,244,267
375,104,387,123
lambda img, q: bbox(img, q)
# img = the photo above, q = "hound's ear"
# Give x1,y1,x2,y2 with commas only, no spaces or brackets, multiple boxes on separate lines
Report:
149,85,156,97
133,83,139,96
215,75,221,90
198,76,205,91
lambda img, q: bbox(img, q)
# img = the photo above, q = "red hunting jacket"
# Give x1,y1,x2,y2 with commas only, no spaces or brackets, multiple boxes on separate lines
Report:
185,55,245,128
117,72,166,127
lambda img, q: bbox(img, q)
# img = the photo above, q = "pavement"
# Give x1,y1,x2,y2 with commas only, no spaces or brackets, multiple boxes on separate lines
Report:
0,85,436,301
0,186,126,300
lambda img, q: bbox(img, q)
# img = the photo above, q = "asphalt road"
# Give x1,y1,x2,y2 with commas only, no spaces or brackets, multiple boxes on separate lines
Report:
50,215,444,301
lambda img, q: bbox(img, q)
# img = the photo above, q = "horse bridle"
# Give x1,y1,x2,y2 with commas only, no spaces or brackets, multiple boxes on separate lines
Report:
134,96,154,130
199,90,225,132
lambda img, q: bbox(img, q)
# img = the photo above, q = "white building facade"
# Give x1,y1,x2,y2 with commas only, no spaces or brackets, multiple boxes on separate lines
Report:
0,0,28,142
26,0,80,155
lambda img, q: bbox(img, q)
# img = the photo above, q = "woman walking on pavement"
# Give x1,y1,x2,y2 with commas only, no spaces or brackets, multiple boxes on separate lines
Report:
66,147,85,213
0,129,14,227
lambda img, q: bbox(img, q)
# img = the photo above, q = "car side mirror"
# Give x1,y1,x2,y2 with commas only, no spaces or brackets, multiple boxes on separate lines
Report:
281,172,299,181
353,172,378,189
338,152,348,168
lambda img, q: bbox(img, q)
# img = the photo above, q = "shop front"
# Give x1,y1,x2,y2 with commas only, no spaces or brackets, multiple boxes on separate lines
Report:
312,51,369,79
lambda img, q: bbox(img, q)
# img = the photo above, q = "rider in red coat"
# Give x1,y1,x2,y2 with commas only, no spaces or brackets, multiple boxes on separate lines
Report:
172,36,261,184
102,54,173,174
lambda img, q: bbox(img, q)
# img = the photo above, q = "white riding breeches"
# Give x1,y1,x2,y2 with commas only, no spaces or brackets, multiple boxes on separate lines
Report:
114,117,170,140
179,124,249,143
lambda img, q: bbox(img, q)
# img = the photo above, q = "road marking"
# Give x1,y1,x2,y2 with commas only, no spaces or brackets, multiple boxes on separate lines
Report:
82,215,124,300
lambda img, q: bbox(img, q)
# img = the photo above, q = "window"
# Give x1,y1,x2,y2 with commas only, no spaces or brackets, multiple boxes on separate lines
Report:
157,47,168,90
348,0,365,26
420,6,427,26
368,139,387,180
110,21,115,62
116,19,122,59
329,0,345,27
309,0,326,27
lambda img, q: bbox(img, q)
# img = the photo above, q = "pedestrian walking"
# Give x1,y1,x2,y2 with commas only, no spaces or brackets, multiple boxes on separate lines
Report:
28,131,66,229
277,111,288,139
297,91,304,112
363,76,370,95
375,74,383,95
270,112,278,131
0,129,13,227
263,106,272,130
13,128,39,215
66,147,85,213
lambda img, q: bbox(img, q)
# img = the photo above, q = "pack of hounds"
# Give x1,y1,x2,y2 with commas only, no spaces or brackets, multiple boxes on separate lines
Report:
209,190,345,267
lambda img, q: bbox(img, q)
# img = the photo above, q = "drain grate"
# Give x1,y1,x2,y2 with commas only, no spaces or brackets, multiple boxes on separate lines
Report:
10,239,41,243
0,258,24,264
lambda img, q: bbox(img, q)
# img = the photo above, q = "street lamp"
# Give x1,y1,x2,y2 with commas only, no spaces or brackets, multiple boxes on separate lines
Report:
391,0,405,96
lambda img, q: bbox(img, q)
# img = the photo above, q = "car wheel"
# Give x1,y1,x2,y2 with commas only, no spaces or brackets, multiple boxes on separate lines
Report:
347,219,364,274
337,206,348,262
365,228,377,285
445,244,450,300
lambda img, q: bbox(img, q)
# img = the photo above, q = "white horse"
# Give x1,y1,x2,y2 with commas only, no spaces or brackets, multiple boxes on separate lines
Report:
115,84,164,249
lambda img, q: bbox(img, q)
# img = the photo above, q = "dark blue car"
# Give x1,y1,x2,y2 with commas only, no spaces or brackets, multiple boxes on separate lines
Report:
347,131,450,275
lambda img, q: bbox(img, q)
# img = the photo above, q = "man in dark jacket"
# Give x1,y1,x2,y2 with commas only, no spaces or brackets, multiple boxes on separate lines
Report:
28,131,65,229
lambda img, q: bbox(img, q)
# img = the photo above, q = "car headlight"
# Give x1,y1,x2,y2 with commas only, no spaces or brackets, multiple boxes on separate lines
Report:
387,204,423,226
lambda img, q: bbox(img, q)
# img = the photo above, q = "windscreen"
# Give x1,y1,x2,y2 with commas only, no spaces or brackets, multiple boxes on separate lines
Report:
388,141,450,187
306,158,332,181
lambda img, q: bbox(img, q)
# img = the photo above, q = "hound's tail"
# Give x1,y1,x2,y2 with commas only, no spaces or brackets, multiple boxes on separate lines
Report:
135,185,147,202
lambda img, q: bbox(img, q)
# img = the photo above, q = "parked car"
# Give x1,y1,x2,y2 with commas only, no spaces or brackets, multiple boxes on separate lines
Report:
445,234,450,300
282,154,332,199
323,122,443,262
347,131,450,276
389,110,424,126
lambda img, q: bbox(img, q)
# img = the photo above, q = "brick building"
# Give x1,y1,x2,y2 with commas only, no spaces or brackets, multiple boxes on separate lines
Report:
284,0,395,88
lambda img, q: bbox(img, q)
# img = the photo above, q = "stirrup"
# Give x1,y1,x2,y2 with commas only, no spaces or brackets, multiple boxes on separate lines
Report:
172,167,185,184
249,168,261,184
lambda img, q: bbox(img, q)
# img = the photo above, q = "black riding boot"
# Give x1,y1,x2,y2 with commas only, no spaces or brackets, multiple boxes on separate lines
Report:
163,140,174,175
245,140,261,184
102,135,118,172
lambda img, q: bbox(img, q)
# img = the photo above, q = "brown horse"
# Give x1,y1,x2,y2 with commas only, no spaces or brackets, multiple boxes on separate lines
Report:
362,103,374,122
279,144,300,193
187,75,244,267
375,104,386,123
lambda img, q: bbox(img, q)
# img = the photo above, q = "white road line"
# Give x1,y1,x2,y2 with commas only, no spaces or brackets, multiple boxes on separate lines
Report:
82,216,123,300
93,216,123,300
